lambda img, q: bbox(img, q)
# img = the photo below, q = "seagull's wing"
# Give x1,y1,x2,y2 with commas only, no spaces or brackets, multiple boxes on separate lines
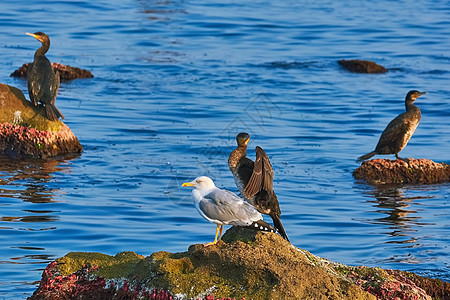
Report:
199,188,260,225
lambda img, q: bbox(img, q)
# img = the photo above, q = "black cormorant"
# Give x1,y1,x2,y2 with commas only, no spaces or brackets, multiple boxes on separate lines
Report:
26,32,64,121
358,90,426,162
228,132,289,242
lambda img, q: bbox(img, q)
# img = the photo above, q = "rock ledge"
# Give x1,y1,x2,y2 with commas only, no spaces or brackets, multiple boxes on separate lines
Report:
28,227,449,300
353,158,449,185
0,83,82,158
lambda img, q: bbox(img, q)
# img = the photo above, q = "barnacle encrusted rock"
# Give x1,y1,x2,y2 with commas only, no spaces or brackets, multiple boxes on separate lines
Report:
353,158,450,185
29,226,448,300
0,83,82,158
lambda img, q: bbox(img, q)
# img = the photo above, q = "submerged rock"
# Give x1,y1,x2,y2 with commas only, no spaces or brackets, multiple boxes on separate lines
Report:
353,158,450,185
11,62,93,81
0,83,82,158
338,59,388,73
28,226,447,300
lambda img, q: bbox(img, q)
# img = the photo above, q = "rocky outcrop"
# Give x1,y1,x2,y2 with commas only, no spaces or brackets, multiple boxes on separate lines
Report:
28,226,448,300
0,83,82,158
353,158,450,185
338,59,387,73
11,62,93,81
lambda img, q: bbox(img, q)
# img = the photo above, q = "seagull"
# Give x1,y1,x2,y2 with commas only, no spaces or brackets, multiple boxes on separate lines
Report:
182,176,276,246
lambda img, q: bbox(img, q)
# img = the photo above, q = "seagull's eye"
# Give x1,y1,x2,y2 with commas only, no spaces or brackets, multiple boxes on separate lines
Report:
197,180,202,183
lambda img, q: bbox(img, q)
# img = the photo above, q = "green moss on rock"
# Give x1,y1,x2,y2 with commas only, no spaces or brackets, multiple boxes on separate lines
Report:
45,228,376,299
0,83,62,132
57,251,144,278
0,83,82,158
31,227,445,299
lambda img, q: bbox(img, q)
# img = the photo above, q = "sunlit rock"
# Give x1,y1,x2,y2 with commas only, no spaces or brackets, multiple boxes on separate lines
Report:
28,226,448,300
0,83,82,158
354,158,450,185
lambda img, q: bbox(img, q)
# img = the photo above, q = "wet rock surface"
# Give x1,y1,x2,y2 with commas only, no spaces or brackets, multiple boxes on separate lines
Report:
28,226,448,300
353,158,450,185
11,62,93,81
0,83,82,158
338,59,388,73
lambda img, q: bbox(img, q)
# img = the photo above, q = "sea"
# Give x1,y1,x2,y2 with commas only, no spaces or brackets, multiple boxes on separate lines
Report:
0,0,449,298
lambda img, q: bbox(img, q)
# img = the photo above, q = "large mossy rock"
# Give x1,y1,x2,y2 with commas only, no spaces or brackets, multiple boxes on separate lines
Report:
0,83,82,158
354,158,450,185
29,227,448,300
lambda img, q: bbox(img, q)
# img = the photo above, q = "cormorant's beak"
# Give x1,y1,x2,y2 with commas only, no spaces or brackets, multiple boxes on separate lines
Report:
26,32,37,39
182,182,194,187
417,91,426,97
244,138,250,145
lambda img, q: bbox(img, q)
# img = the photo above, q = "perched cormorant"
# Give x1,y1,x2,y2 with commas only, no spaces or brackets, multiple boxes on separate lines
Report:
182,176,276,246
26,32,64,121
358,90,426,162
228,132,289,242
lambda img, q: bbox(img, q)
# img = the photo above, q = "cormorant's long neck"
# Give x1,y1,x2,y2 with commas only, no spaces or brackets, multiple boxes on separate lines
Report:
405,100,417,112
228,145,247,169
35,41,49,58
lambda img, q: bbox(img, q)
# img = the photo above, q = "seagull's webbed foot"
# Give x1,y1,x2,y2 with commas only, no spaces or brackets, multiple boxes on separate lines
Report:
203,225,223,247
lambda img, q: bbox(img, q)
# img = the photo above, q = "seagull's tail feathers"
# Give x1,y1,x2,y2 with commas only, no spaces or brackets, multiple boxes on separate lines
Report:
248,220,277,233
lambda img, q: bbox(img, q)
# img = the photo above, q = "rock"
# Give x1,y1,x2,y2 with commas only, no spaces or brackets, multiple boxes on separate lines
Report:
28,226,445,300
10,62,93,81
353,158,450,185
0,83,82,158
338,59,388,73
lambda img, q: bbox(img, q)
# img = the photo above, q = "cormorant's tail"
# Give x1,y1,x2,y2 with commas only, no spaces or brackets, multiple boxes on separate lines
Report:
248,220,277,233
357,151,376,162
270,213,290,242
45,104,65,121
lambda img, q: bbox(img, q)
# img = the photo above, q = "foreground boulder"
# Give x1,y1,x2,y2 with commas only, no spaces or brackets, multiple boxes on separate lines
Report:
0,83,82,158
28,227,449,300
11,62,93,81
354,158,450,185
338,59,387,73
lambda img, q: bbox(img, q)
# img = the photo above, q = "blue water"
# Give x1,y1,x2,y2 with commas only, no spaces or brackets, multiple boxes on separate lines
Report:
1,0,449,298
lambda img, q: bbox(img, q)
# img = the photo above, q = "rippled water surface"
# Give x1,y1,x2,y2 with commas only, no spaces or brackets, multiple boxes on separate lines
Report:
1,0,449,298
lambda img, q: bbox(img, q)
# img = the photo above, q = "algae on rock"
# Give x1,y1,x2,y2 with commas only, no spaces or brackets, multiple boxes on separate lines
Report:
30,226,446,300
0,83,82,158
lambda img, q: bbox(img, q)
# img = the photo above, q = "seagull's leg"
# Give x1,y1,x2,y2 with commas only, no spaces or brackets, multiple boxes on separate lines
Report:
204,225,220,246
218,225,224,242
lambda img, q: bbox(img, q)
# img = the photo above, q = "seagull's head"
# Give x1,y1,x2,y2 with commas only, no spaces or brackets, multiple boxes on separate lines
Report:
182,176,216,190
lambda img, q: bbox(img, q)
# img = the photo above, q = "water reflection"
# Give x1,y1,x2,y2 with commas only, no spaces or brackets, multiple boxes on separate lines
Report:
363,185,434,243
0,156,65,204
0,155,76,224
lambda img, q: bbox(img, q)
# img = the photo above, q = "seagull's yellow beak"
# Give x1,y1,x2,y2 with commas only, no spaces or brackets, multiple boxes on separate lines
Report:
182,182,194,187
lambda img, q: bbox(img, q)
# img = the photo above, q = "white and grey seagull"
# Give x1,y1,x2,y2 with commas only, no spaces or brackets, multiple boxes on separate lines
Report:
182,176,276,246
